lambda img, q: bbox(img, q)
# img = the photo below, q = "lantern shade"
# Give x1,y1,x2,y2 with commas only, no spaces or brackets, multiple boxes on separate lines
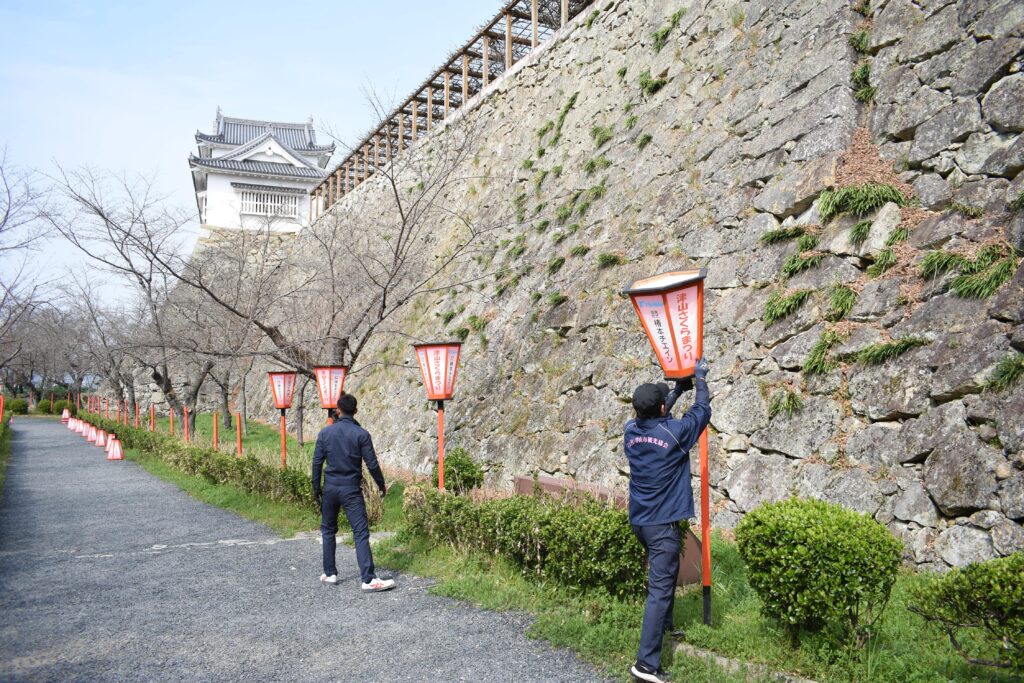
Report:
412,342,463,401
267,371,298,409
313,366,348,409
623,269,707,380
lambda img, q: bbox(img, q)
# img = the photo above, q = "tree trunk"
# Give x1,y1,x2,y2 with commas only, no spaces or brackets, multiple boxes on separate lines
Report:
218,375,231,424
295,377,309,446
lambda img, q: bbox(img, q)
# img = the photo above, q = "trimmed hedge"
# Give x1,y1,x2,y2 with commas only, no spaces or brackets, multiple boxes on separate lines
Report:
431,446,484,494
736,497,902,644
84,414,317,513
6,398,28,415
909,551,1023,672
404,484,652,598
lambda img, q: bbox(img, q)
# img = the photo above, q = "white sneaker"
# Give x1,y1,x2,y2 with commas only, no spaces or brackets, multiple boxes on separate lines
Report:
320,574,338,584
361,577,395,592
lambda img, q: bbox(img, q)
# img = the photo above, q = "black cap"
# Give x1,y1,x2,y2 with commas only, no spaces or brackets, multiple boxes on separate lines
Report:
632,382,670,415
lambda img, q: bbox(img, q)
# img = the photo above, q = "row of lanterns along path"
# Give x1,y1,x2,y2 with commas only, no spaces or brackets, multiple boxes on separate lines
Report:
264,269,712,624
69,269,711,623
67,415,124,460
81,394,248,458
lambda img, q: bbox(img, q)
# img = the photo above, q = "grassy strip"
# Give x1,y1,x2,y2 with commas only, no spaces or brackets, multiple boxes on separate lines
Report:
122,447,406,538
125,447,321,537
374,532,750,682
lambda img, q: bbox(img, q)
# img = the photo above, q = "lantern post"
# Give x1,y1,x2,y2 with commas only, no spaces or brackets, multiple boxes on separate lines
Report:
313,366,348,425
412,342,463,491
623,268,713,626
267,371,297,470
213,413,219,450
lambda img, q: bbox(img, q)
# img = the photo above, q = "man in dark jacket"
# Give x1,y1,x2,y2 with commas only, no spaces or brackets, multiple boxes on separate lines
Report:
312,392,394,592
625,358,711,683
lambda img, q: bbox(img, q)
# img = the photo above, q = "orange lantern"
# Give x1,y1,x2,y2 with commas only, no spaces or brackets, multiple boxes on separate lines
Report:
313,366,348,424
267,371,297,470
623,269,706,380
412,342,463,491
623,268,712,625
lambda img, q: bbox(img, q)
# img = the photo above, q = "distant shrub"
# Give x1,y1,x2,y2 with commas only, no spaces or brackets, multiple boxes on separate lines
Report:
736,498,902,645
909,552,1024,672
597,252,624,268
6,398,28,415
431,446,484,494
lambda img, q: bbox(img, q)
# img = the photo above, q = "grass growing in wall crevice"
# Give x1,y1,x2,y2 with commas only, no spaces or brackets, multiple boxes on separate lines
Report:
763,289,814,325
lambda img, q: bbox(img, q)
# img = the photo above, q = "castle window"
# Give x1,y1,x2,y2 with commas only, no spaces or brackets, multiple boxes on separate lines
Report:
239,189,299,217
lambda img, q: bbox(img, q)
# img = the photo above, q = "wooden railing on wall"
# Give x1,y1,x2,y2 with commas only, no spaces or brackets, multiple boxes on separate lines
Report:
308,0,596,223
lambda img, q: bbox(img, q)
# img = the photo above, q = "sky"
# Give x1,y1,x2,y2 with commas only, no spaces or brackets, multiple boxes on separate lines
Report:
0,0,486,282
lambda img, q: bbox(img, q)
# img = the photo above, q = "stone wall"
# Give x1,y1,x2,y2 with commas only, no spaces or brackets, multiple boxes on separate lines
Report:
246,0,1022,569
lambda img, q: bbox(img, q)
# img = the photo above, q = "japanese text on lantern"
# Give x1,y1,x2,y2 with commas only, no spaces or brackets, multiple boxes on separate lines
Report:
667,286,697,364
637,296,676,371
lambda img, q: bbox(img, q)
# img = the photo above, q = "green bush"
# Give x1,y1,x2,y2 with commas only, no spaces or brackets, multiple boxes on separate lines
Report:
6,398,28,415
431,446,484,494
736,498,902,645
404,484,650,597
909,552,1024,672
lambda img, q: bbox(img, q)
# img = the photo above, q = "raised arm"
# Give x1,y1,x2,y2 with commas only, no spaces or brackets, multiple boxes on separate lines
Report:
668,359,712,450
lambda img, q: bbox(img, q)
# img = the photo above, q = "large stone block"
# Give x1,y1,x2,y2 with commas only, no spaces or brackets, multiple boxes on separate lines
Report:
952,37,1024,96
937,524,997,567
710,375,770,436
908,99,982,163
848,346,934,420
723,453,793,512
899,401,971,464
893,481,940,527
923,430,1001,516
750,395,841,459
983,74,1024,133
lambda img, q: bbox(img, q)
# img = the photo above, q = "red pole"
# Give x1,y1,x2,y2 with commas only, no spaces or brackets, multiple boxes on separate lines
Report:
77,393,81,412
183,407,190,443
135,403,140,428
149,404,155,432
0,394,5,426
235,413,242,457
169,409,174,435
437,401,445,492
213,412,219,450
49,393,54,412
279,410,287,470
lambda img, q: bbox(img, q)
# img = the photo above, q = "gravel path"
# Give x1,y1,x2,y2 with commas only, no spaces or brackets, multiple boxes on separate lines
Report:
0,419,606,682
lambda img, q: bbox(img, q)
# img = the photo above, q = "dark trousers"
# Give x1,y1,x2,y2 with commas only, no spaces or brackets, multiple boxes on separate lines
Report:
321,486,375,583
632,522,681,670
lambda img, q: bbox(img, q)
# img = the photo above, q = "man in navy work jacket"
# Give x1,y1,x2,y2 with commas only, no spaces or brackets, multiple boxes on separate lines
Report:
625,357,711,683
312,392,394,592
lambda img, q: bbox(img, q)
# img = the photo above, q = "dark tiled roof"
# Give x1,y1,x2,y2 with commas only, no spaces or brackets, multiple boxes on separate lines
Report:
196,118,334,152
189,156,326,179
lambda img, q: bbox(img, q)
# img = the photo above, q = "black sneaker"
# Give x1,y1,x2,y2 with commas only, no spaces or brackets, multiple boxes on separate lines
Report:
630,661,672,683
666,628,686,640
